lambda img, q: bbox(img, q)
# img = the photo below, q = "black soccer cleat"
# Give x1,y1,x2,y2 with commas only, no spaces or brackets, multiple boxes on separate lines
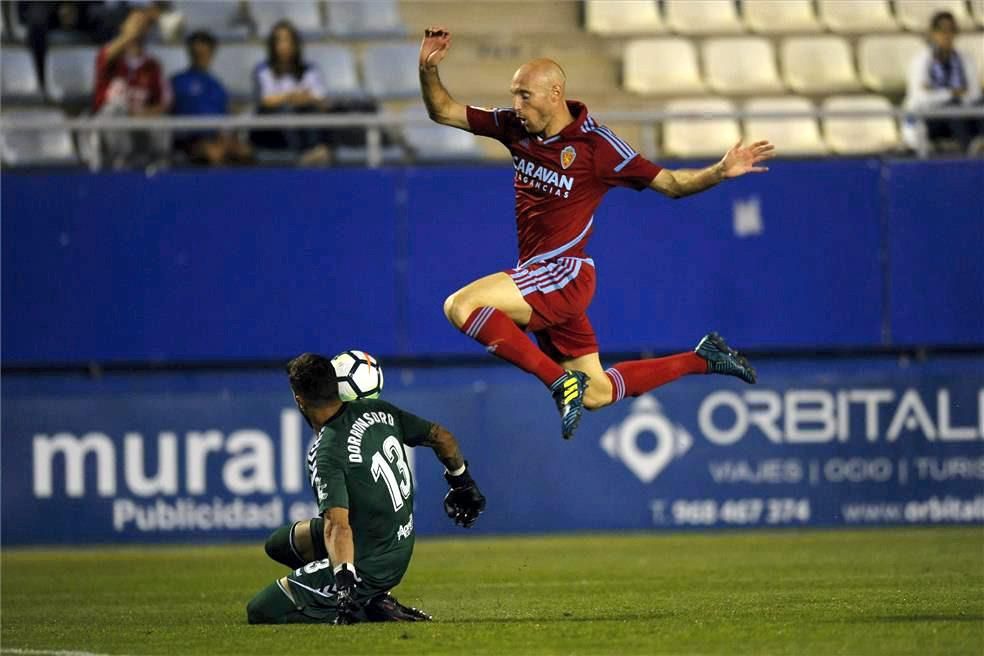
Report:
550,370,590,440
695,332,757,384
364,592,433,622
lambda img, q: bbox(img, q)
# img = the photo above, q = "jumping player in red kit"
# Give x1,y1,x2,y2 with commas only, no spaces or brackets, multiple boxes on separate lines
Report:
419,27,776,441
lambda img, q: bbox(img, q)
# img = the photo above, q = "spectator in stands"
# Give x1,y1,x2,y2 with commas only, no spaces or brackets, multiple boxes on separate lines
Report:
91,6,170,168
170,30,252,166
18,1,125,93
251,20,332,165
903,10,983,155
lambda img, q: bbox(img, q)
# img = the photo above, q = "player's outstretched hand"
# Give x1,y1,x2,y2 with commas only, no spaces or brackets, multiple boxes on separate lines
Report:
420,26,452,69
720,139,776,178
443,463,486,528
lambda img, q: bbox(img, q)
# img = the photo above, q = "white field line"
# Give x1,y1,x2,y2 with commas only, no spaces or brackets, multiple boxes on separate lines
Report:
1,648,134,656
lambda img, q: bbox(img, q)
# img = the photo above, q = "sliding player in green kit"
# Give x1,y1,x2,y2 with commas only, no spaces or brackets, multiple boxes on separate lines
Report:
246,353,486,624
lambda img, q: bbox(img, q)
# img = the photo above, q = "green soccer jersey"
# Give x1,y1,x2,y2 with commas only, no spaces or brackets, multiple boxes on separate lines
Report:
306,398,434,593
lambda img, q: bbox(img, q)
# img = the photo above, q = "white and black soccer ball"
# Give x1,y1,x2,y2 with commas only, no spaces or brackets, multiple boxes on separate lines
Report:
331,350,384,401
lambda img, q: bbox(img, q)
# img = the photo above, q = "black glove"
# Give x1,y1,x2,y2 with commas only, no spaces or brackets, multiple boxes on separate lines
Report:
443,462,486,528
333,564,359,625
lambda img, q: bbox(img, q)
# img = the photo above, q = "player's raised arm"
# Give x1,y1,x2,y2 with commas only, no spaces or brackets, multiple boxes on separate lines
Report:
418,424,487,528
650,139,776,199
418,27,470,130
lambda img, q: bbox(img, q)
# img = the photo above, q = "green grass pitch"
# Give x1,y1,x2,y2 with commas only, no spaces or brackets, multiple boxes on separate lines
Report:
2,527,982,655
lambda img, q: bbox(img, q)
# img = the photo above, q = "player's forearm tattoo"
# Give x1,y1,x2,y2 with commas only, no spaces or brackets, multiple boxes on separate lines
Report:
424,424,465,472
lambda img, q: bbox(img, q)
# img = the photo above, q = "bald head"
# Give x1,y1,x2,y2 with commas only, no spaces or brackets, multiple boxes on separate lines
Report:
512,58,567,98
510,58,572,136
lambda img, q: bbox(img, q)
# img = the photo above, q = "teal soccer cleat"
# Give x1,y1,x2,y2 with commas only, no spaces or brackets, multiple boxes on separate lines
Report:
695,332,757,384
550,370,590,440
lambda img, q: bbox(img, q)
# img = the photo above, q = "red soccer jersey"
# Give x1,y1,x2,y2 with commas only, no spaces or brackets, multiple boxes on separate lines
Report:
92,47,170,113
466,101,662,267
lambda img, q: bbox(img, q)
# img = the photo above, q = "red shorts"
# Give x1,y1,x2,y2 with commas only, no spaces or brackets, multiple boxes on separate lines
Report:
506,257,598,361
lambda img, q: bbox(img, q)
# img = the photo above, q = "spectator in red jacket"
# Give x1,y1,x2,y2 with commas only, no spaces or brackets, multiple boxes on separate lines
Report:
92,6,171,168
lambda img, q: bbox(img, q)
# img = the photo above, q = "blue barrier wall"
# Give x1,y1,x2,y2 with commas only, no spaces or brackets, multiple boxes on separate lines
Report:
2,159,982,364
2,357,982,545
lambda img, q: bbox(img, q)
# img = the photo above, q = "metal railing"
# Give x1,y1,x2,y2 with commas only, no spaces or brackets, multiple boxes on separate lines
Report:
2,105,983,167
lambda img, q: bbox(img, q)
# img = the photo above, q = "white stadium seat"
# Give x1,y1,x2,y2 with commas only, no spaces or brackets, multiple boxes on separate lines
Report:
817,0,899,34
664,0,744,35
585,0,665,35
822,95,900,155
702,37,785,95
45,45,98,102
304,44,362,97
362,43,419,99
326,0,405,38
956,34,984,86
147,44,187,79
744,0,821,35
858,34,926,93
1,47,43,102
402,105,479,161
781,36,862,94
1,109,78,166
249,1,323,38
623,38,705,95
173,1,252,40
895,0,977,31
662,97,741,158
212,43,265,100
743,96,827,156
974,0,984,27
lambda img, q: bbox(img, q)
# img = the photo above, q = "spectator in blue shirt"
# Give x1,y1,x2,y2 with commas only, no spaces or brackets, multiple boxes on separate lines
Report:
171,30,252,165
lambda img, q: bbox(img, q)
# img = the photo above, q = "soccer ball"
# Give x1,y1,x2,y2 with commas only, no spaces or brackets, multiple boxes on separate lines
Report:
332,350,384,401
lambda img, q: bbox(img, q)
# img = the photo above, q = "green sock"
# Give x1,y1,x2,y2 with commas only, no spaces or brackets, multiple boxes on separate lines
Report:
264,522,306,569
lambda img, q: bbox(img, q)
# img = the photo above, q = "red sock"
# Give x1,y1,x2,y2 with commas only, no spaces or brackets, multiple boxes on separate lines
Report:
462,307,564,387
605,353,707,403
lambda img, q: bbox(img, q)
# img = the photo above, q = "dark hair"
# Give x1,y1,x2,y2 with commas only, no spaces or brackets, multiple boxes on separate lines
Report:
186,30,217,54
286,353,339,406
930,10,957,31
267,19,304,79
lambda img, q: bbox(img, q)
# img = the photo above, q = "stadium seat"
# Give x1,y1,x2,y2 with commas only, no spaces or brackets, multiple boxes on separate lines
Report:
895,0,977,31
662,97,741,158
304,44,362,98
781,36,862,94
148,44,187,79
956,34,984,86
402,105,479,161
173,1,251,40
211,43,265,100
702,37,785,95
363,43,424,99
325,0,405,38
585,0,665,35
44,45,98,103
857,34,925,93
3,4,27,41
817,0,899,34
664,0,743,35
822,95,900,155
743,96,827,156
975,0,984,26
623,38,706,95
0,109,78,166
249,1,323,39
1,47,42,103
744,0,820,35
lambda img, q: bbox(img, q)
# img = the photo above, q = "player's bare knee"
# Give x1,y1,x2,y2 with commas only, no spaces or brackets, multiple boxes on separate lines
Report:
443,292,476,329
